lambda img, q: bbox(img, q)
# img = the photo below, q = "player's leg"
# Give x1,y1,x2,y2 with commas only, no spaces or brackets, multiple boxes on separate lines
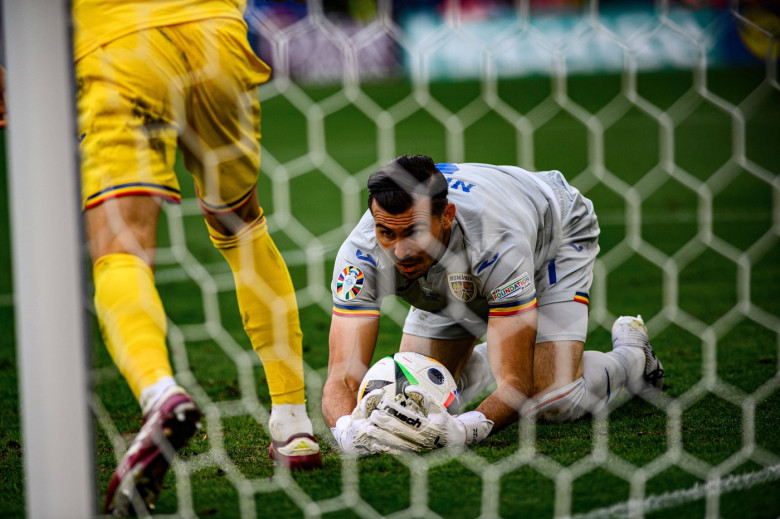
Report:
202,194,321,468
526,174,637,420
421,310,659,422
523,301,591,420
435,306,646,421
528,174,663,420
610,315,664,394
85,158,203,517
527,302,661,422
181,18,320,469
86,196,174,404
78,30,201,514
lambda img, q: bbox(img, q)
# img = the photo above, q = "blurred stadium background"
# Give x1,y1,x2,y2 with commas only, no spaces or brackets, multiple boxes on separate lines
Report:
1,0,779,517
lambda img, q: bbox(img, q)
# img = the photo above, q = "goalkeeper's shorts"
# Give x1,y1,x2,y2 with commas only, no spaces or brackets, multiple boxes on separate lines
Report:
76,17,271,213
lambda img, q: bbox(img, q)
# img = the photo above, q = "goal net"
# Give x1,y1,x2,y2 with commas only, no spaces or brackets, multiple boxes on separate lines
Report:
5,0,779,517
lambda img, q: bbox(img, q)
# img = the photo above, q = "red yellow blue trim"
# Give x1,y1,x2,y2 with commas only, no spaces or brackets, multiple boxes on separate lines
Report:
85,182,181,209
488,294,537,317
332,303,380,319
574,292,590,306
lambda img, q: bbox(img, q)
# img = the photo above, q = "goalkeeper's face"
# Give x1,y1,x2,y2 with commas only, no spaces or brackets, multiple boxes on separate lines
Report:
372,198,455,280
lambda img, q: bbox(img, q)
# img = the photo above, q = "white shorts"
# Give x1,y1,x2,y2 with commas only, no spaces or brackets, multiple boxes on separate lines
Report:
403,300,589,344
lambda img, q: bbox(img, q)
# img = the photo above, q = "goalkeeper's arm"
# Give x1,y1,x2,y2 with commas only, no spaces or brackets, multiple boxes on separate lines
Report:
472,311,536,433
322,315,379,428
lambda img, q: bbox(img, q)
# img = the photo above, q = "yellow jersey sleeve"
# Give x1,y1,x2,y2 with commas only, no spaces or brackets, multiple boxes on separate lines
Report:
72,0,247,61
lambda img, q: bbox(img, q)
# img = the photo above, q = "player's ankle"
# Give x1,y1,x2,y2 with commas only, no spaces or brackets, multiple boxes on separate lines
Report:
139,376,178,416
269,403,314,441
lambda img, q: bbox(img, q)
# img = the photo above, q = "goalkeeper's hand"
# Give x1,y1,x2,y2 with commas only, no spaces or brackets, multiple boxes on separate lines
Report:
331,389,407,456
366,387,494,451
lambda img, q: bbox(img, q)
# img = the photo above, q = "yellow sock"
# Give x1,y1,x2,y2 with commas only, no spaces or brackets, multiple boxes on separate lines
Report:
93,253,173,401
209,216,306,405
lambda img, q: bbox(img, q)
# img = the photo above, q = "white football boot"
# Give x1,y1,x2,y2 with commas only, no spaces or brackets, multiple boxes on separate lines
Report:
611,315,664,396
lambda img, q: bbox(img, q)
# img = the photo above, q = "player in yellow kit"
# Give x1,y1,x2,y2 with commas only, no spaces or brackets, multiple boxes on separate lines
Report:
73,0,322,514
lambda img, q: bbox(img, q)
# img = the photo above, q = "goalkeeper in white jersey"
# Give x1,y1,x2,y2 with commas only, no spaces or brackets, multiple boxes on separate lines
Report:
322,155,664,454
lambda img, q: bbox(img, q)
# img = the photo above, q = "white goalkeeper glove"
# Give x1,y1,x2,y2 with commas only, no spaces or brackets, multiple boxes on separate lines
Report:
366,387,494,451
331,389,405,456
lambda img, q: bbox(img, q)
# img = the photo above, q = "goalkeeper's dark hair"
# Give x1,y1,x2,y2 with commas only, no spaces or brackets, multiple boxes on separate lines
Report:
367,155,449,216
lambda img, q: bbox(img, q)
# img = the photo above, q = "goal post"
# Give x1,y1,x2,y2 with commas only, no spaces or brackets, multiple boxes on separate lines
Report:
2,0,94,516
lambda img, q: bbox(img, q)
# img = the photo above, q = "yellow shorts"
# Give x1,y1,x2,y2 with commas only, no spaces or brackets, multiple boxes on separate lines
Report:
76,17,271,213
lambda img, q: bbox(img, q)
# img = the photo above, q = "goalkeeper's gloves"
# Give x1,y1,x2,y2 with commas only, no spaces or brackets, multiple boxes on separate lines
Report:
331,389,405,456
366,387,494,451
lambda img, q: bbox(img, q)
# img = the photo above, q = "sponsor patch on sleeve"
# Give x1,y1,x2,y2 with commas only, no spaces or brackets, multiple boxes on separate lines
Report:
490,272,531,301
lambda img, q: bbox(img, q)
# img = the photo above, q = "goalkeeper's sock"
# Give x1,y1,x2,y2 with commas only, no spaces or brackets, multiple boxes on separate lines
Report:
608,346,645,383
457,342,495,409
93,253,173,401
208,215,307,406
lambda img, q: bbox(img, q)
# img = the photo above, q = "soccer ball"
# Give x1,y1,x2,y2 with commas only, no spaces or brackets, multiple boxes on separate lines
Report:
357,352,459,416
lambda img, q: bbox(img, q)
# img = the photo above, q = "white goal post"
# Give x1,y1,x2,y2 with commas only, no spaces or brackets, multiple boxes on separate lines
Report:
2,0,94,517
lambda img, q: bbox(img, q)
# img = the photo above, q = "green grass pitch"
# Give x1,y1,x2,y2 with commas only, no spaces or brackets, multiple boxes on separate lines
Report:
0,67,778,518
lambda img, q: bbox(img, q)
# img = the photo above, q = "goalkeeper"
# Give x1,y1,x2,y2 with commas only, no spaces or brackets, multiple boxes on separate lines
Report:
73,0,321,514
322,155,664,454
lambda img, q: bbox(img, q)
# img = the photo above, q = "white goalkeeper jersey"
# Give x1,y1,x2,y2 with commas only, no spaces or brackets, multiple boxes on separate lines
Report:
331,162,594,327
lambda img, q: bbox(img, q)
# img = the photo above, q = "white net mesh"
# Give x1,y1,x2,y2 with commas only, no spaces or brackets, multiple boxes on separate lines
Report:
74,1,780,517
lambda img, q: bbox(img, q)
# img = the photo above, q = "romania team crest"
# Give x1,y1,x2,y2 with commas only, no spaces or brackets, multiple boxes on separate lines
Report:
336,265,365,301
447,273,477,302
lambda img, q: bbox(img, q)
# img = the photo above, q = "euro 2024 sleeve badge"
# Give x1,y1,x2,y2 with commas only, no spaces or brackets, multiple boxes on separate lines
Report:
336,265,364,301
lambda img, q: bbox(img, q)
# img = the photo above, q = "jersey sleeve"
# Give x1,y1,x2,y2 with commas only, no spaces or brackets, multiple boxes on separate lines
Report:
331,230,382,319
480,233,538,318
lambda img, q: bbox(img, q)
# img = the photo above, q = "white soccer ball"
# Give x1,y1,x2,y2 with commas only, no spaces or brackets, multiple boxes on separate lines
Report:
357,352,459,415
